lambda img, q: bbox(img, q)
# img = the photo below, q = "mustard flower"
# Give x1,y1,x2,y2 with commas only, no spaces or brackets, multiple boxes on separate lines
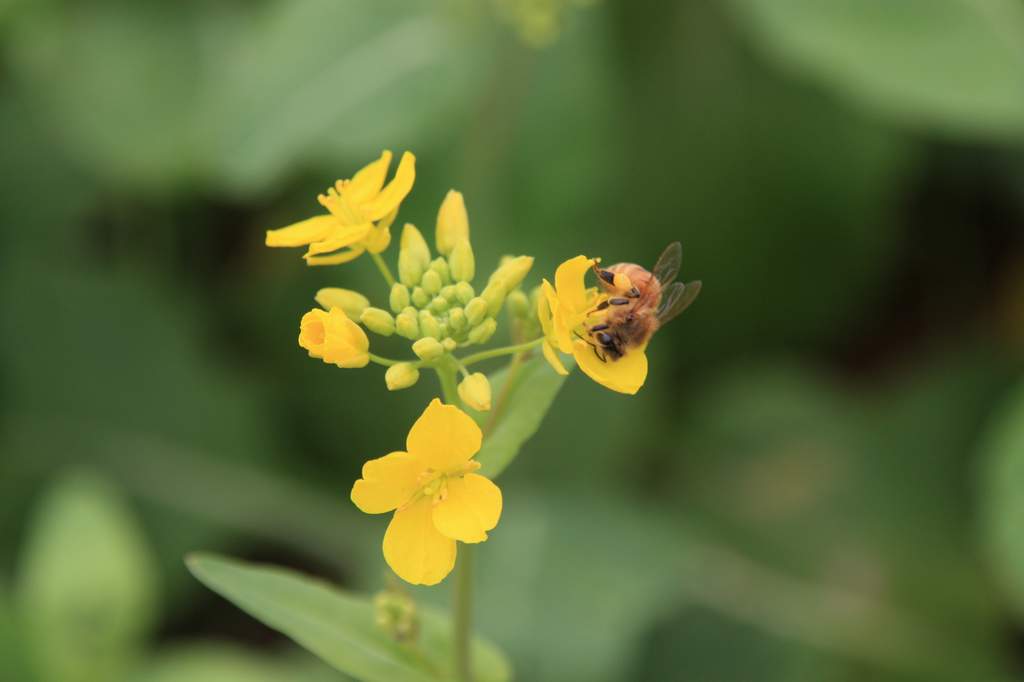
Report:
265,150,416,266
351,399,502,585
298,308,370,368
538,255,648,394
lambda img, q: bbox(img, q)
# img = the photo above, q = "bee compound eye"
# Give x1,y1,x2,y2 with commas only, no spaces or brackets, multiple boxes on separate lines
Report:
596,332,612,345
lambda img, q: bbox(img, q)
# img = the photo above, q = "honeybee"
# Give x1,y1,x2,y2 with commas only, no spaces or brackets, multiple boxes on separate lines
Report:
584,242,702,361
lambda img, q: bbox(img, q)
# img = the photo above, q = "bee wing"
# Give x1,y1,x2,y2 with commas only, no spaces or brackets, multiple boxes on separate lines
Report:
657,280,702,326
652,241,683,287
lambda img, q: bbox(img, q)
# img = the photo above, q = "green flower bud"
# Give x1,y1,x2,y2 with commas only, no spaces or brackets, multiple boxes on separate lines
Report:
374,589,419,643
442,338,457,352
481,281,507,317
441,284,459,303
490,255,534,291
315,288,369,320
398,224,431,286
428,296,449,315
389,284,410,314
454,281,475,305
395,308,420,339
457,372,491,412
467,317,497,345
418,310,442,340
429,257,451,284
465,297,488,326
412,337,445,361
448,238,475,283
421,269,443,296
360,307,396,336
506,289,529,319
448,307,467,332
411,286,430,309
435,190,469,256
385,363,420,391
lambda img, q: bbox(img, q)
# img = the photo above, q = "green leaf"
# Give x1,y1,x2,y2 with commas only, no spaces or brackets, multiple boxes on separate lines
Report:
980,378,1024,616
474,355,569,479
186,554,511,682
129,643,346,682
727,0,1024,141
16,473,158,682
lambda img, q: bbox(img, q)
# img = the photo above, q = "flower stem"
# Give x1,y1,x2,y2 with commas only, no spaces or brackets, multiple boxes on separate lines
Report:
453,543,475,682
370,252,397,288
459,337,543,368
367,353,402,367
433,360,472,680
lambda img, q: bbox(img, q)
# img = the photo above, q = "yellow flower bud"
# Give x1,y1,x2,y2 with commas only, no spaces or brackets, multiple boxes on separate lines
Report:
454,281,475,305
448,238,475,283
426,296,447,315
418,310,442,339
467,317,497,345
395,308,420,339
421,269,443,296
360,307,396,336
398,224,431,286
464,297,488,326
506,289,529,319
457,372,491,412
315,288,369,320
385,363,420,391
490,255,534,291
412,337,445,361
441,284,458,303
298,308,369,368
411,286,430,308
389,284,410,313
480,281,507,317
448,307,467,332
429,257,451,284
442,338,457,352
435,189,469,256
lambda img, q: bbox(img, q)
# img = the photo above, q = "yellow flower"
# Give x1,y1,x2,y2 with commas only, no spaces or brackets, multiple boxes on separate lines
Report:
298,308,369,368
537,255,648,395
351,399,502,585
265,151,416,266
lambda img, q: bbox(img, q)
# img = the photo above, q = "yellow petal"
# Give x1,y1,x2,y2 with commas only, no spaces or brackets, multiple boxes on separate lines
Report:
554,255,596,314
362,151,416,222
572,340,647,394
351,451,424,514
541,340,569,376
304,248,365,266
383,496,457,585
299,308,370,368
304,223,373,257
363,222,393,254
543,281,574,353
266,214,337,247
433,473,502,543
406,398,482,472
345,150,392,204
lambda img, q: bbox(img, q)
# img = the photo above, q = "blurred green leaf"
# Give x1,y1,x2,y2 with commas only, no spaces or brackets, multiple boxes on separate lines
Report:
727,0,1024,140
474,355,568,479
16,473,157,682
187,554,511,682
979,377,1024,616
0,585,37,682
130,643,346,682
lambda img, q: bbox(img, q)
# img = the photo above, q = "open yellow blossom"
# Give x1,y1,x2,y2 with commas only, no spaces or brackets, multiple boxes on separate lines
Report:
298,308,369,368
538,255,648,395
265,150,416,266
351,399,502,585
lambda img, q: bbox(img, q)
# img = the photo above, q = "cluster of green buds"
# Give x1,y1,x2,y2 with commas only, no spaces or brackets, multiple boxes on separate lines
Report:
373,585,419,644
311,191,534,411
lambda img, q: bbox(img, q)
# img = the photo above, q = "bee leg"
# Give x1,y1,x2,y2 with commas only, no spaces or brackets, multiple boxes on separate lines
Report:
627,287,641,298
593,264,616,288
608,297,630,306
588,323,609,332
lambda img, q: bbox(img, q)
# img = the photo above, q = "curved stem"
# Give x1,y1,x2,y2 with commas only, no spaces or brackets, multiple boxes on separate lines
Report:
459,337,543,368
367,353,403,367
370,252,397,288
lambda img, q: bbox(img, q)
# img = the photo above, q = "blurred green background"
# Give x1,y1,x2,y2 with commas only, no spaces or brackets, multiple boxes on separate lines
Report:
3,0,1024,680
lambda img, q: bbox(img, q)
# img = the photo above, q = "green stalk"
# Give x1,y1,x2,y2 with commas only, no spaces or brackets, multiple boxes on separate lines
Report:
434,361,473,680
459,337,543,367
370,252,397,288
